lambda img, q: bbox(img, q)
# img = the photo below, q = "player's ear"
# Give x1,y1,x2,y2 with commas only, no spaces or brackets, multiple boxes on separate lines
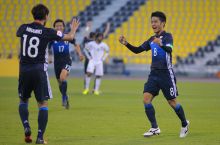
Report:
45,15,49,21
162,21,165,28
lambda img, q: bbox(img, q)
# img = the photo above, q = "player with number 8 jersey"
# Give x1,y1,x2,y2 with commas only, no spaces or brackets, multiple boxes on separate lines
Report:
119,11,189,138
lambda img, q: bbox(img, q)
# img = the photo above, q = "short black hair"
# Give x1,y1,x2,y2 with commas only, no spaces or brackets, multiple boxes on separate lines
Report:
89,32,96,38
96,32,104,38
53,19,65,28
151,11,166,22
31,4,49,20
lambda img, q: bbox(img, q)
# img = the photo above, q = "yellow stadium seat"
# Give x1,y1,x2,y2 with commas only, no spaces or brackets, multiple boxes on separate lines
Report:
105,0,220,64
0,0,91,60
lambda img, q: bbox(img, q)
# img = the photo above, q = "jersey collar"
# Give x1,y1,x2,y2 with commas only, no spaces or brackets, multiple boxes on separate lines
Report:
155,31,166,37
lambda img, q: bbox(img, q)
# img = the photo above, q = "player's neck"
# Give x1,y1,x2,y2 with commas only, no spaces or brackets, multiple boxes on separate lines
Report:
33,20,45,26
156,30,165,36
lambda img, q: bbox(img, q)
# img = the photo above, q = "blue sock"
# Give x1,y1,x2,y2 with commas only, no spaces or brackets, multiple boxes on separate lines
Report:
144,103,158,128
37,107,48,139
173,104,187,127
19,103,30,129
61,81,67,97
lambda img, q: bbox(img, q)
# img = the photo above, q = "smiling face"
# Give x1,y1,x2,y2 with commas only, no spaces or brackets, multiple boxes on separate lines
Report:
151,16,165,34
54,22,65,32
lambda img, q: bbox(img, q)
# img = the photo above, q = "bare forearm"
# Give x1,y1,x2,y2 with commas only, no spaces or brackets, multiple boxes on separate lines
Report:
103,23,110,38
62,29,76,41
75,44,82,56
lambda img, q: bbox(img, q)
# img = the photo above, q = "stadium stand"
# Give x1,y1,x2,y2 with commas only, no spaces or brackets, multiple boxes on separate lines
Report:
174,34,220,76
0,0,220,76
0,0,91,76
77,0,112,28
0,0,91,59
104,0,220,64
96,0,146,33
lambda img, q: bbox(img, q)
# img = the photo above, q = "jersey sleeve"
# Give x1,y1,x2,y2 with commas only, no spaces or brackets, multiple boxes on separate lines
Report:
164,33,173,49
45,28,64,41
140,38,151,51
16,24,25,37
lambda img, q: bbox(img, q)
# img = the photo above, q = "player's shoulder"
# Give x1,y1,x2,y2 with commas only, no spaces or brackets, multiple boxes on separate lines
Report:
18,23,28,29
16,23,28,37
43,27,55,33
17,23,29,32
164,31,173,38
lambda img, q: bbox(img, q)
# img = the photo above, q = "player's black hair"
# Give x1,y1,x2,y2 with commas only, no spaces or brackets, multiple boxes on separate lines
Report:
96,32,104,38
31,4,49,20
53,19,65,28
89,32,96,38
151,11,166,22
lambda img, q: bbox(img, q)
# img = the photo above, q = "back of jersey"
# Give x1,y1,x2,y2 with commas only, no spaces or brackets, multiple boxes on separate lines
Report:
16,22,63,64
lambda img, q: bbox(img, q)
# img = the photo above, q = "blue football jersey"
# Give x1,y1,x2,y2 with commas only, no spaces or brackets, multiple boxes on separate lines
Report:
141,31,173,70
50,39,75,63
16,22,64,65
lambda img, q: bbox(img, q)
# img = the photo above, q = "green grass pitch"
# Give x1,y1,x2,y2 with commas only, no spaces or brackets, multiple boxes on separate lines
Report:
0,77,220,145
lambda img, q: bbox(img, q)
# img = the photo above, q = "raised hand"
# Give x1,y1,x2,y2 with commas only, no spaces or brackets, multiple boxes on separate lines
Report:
119,35,128,45
79,54,84,61
152,37,162,46
71,18,80,32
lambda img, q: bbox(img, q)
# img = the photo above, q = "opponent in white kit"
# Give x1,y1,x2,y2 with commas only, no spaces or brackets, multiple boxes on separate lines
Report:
83,32,109,95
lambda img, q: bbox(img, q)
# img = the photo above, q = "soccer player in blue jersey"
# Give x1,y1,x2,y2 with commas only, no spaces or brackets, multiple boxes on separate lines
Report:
16,4,79,144
50,19,84,109
119,11,189,138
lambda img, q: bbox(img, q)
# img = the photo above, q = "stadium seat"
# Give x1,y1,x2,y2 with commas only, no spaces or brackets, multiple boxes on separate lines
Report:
104,0,220,64
0,0,91,59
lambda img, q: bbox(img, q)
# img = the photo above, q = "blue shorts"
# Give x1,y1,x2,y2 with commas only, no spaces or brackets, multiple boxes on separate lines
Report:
143,69,178,100
54,61,72,79
18,64,52,102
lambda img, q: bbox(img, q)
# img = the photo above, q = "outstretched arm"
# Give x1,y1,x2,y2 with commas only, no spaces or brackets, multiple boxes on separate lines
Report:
74,44,84,61
62,19,80,41
119,35,146,54
83,21,92,38
70,39,84,61
103,22,110,38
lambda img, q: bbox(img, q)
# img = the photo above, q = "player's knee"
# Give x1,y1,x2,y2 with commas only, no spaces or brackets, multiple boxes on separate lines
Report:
38,101,48,108
143,93,153,104
60,73,67,82
168,99,177,108
60,69,68,81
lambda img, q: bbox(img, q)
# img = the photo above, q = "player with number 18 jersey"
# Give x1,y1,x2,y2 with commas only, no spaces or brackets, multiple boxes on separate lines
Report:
16,4,80,144
17,22,64,102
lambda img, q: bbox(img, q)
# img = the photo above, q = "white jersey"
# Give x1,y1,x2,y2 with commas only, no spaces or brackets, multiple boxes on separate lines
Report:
85,41,109,63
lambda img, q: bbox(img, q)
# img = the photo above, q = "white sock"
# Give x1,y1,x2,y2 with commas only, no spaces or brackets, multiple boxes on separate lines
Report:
85,76,91,89
94,77,101,91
